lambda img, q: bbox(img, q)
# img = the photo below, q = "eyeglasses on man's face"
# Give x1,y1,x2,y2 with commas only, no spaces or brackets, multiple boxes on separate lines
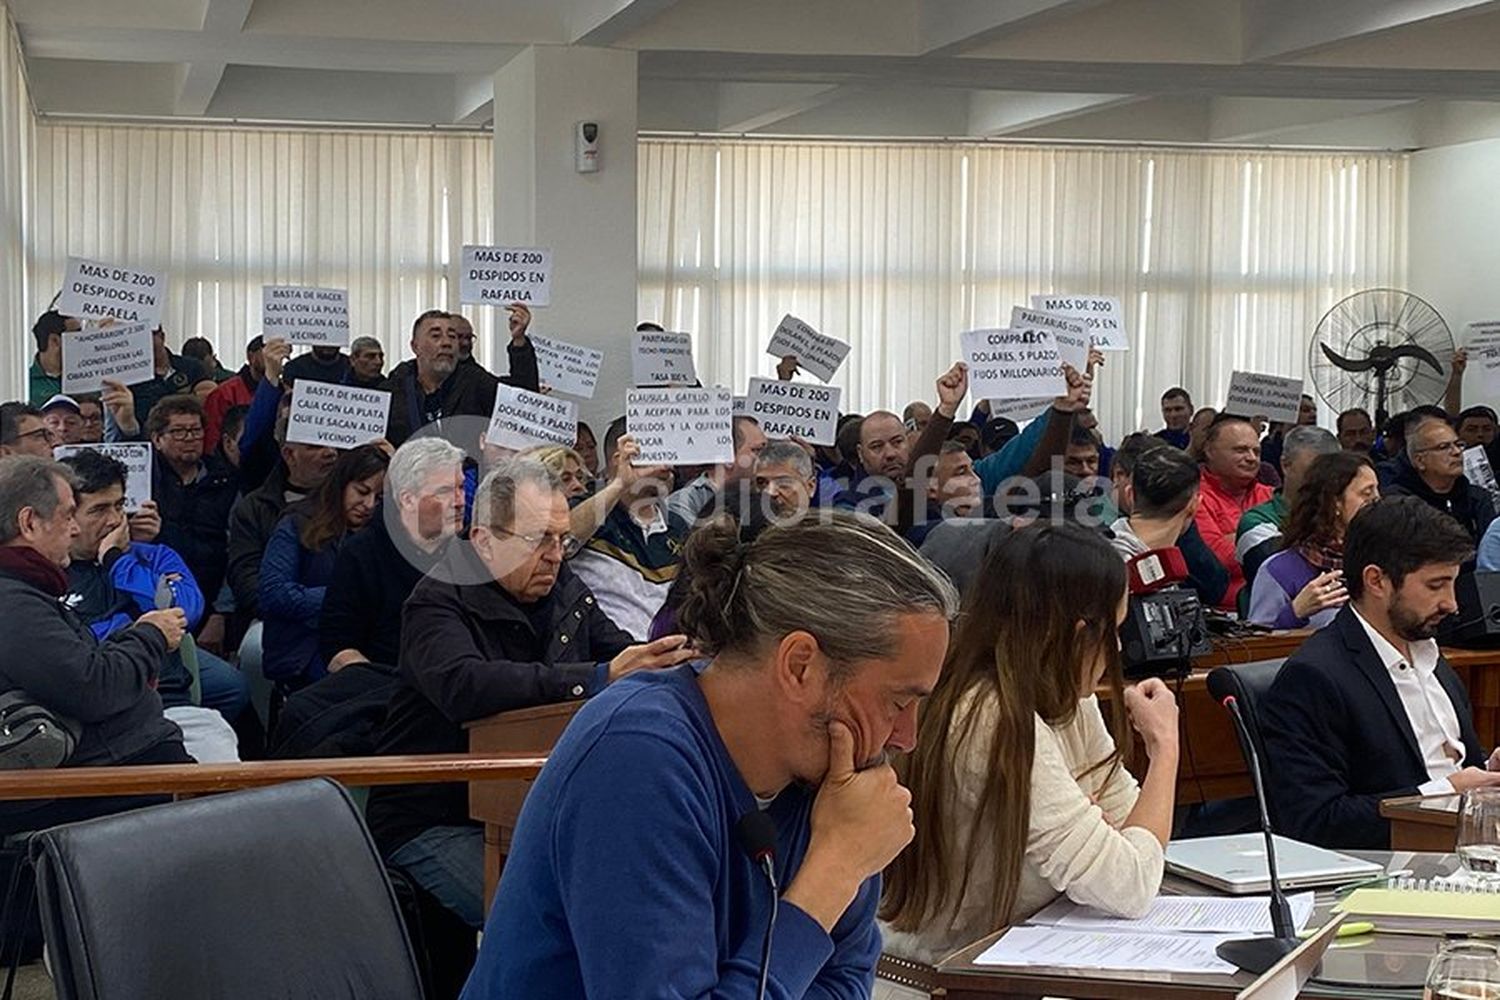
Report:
491,525,582,558
1417,439,1465,455
163,425,204,441
12,426,55,445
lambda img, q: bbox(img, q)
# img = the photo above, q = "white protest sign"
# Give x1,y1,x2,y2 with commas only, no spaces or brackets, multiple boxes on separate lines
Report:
459,245,552,307
285,381,390,448
1010,306,1089,372
1464,446,1500,508
52,443,153,512
57,257,166,329
744,378,841,446
61,323,155,394
732,396,750,417
485,384,578,450
986,397,1052,424
1473,347,1500,399
960,328,1067,402
1467,321,1500,353
764,314,851,384
631,330,698,387
529,334,603,399
1223,370,1304,425
1030,294,1128,351
626,387,734,466
261,286,350,346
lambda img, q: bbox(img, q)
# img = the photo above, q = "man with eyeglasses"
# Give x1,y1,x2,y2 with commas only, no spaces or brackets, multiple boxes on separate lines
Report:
366,458,694,930
146,395,239,609
1386,412,1497,542
0,402,57,458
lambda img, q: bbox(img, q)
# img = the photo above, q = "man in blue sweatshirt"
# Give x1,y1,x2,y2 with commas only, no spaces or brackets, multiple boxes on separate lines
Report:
463,511,959,999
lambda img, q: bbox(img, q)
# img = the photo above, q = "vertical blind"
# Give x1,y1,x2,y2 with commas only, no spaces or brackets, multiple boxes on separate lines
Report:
638,138,1409,439
0,3,32,400
26,124,496,387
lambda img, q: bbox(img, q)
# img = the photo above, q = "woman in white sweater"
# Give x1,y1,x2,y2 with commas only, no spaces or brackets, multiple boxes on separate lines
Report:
880,522,1181,969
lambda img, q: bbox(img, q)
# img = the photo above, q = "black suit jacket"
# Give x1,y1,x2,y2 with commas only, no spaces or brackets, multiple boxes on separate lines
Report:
1260,605,1484,850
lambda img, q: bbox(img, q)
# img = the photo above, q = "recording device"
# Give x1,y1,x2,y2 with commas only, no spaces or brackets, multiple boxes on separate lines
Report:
576,121,600,173
1120,549,1211,679
1438,571,1500,648
735,810,779,1000
1215,695,1299,975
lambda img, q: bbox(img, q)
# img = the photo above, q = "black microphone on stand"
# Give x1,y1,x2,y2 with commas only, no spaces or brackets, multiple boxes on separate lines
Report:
736,810,780,1000
1216,694,1298,974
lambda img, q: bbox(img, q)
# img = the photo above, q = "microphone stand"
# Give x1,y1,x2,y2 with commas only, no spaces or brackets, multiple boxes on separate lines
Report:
1216,695,1299,974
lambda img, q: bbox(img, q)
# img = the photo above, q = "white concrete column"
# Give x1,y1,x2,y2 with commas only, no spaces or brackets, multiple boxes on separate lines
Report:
493,45,638,428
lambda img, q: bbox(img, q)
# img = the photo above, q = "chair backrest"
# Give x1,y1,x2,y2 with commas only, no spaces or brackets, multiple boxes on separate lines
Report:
31,778,424,1000
1205,658,1285,775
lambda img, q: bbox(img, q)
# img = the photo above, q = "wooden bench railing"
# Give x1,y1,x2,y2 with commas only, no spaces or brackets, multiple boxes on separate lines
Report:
0,753,548,801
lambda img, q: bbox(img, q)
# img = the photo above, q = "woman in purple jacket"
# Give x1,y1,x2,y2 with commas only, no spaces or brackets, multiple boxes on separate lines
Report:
1247,451,1380,630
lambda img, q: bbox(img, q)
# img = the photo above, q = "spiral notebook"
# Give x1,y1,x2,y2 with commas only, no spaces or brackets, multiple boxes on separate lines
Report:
1336,875,1500,931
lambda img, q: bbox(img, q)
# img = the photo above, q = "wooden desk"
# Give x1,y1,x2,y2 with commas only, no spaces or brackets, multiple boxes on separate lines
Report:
935,850,1451,999
467,702,583,909
1382,793,1461,853
0,753,545,800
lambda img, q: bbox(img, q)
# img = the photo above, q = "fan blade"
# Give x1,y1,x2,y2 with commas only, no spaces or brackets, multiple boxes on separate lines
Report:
1387,343,1446,377
1320,343,1379,373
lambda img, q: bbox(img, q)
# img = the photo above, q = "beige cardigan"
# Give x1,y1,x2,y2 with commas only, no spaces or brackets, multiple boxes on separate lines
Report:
881,690,1165,965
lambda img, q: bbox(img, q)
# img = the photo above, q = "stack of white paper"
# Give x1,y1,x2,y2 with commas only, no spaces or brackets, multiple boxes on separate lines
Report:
975,892,1315,975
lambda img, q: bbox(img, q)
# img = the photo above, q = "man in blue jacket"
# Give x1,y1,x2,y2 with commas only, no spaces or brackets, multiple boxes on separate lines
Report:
59,449,248,761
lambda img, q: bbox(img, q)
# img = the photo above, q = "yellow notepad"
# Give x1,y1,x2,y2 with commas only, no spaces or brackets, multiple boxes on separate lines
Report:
1337,886,1500,925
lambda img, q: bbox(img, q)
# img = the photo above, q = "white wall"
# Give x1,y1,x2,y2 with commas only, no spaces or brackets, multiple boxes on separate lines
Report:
1411,138,1500,385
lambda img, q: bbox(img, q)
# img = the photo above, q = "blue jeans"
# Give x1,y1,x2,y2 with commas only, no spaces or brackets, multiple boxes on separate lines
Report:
197,648,250,722
389,825,484,929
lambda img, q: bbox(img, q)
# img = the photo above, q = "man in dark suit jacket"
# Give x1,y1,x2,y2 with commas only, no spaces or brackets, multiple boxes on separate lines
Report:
1261,495,1500,850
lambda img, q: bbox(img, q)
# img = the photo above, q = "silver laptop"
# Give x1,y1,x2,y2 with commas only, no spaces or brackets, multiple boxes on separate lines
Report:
1166,833,1383,895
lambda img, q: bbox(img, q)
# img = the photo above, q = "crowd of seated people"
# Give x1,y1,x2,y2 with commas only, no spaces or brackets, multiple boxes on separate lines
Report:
15,299,1500,997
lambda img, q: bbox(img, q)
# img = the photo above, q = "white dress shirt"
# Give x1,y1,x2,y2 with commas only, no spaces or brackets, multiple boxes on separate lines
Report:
1350,605,1468,794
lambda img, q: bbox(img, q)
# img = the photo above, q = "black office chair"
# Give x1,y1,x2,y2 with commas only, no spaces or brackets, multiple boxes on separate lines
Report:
30,778,424,1000
1205,658,1285,772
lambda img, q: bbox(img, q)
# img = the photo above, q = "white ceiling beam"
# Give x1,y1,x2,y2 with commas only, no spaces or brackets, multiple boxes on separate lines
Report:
918,0,1109,55
1209,96,1418,141
22,25,519,75
967,90,1136,135
1241,0,1500,62
172,0,252,117
567,0,686,46
716,82,847,131
1010,95,1213,142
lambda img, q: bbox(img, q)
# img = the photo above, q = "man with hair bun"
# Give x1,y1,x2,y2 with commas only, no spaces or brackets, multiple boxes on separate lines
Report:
465,510,959,998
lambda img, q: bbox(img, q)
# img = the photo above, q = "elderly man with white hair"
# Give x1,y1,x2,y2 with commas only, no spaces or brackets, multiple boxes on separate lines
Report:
367,457,695,929
318,436,467,671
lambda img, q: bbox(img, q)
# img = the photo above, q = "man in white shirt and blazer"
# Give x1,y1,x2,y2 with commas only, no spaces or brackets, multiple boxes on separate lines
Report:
1261,495,1500,850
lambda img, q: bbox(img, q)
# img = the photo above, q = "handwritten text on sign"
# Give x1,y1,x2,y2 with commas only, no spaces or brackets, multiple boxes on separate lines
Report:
961,328,1067,402
626,387,734,466
745,378,841,446
460,245,552,307
262,286,350,347
1030,295,1128,352
53,443,153,512
1010,307,1089,373
62,323,155,394
58,258,166,329
286,381,391,449
764,314,851,384
1223,370,1304,425
486,384,578,450
529,334,603,399
632,330,698,387
1474,347,1500,400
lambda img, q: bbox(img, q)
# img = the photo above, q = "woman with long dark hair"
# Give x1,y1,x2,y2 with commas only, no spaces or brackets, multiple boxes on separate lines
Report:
879,523,1180,970
1247,451,1379,630
258,444,389,689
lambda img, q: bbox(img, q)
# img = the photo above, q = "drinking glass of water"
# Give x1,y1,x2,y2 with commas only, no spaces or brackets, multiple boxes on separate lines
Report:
1459,788,1500,880
1426,941,1500,999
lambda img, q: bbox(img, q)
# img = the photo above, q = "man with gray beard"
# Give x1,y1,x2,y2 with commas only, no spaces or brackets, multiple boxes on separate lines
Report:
382,308,539,446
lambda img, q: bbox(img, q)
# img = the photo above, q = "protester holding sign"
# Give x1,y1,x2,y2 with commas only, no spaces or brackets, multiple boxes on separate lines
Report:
30,310,79,406
383,308,539,446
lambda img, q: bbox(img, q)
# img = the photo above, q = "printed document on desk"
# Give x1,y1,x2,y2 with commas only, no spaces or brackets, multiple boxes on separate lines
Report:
1028,892,1315,936
974,927,1238,975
